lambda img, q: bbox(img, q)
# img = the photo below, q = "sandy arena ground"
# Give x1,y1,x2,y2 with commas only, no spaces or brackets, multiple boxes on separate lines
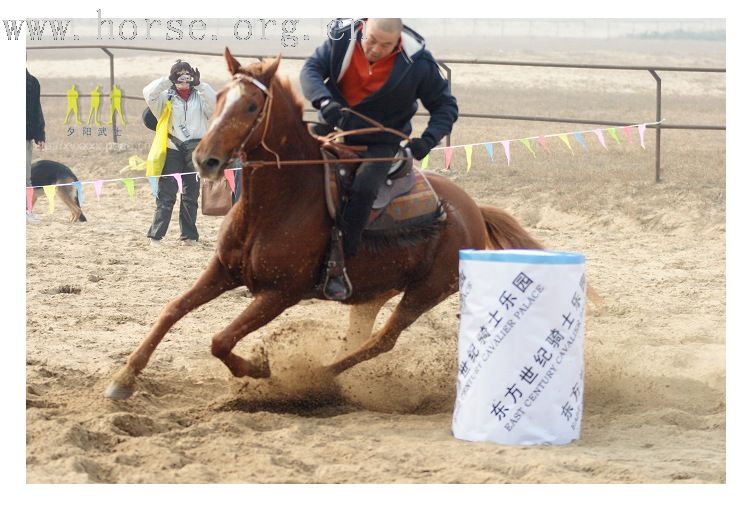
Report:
25,35,725,483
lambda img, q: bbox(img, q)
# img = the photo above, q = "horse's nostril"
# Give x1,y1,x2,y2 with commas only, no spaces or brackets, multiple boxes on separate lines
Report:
205,158,220,169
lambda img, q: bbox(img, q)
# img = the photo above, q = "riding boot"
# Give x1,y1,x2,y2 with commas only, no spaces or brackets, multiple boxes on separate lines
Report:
323,227,353,301
339,192,374,257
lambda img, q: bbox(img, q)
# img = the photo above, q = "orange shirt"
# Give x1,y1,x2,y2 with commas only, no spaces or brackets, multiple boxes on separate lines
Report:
338,39,401,107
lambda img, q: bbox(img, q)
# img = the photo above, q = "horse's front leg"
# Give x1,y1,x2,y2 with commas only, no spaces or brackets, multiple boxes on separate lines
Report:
211,291,298,378
105,255,239,400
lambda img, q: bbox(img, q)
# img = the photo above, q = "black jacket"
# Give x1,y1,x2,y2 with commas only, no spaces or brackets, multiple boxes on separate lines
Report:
26,70,45,142
300,20,458,146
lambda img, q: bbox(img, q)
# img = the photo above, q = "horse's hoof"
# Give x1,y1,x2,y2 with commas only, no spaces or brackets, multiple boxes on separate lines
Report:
104,382,135,400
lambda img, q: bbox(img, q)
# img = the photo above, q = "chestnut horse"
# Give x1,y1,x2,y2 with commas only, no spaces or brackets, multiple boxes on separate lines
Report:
105,49,542,400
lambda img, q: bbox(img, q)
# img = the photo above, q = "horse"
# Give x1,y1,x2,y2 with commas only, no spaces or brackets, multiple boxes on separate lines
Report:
104,48,544,400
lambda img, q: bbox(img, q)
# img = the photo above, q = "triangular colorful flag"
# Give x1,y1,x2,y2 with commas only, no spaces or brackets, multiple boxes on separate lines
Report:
594,129,607,149
121,178,135,198
520,138,536,158
638,124,646,149
607,127,621,144
172,173,183,194
464,145,473,172
484,143,494,162
94,180,104,200
501,141,511,166
26,187,34,214
444,148,453,169
573,131,587,150
421,154,429,170
73,180,84,206
537,135,549,152
42,185,56,213
224,169,236,194
147,177,159,198
558,134,573,154
622,126,634,144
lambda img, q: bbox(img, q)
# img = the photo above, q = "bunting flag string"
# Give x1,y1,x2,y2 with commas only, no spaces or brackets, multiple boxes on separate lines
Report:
28,121,661,216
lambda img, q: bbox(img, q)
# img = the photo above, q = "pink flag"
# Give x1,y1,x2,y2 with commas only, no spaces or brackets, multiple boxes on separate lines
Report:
622,126,634,144
594,129,607,149
537,135,549,151
172,173,183,194
94,180,104,200
224,169,236,194
638,124,647,149
501,140,511,166
444,148,453,169
26,187,34,214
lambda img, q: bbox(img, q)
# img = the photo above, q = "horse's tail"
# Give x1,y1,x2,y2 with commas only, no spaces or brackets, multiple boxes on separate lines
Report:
480,204,605,310
479,204,544,251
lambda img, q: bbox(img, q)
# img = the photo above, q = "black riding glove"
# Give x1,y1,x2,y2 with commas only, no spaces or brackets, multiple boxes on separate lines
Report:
320,99,344,128
408,137,433,161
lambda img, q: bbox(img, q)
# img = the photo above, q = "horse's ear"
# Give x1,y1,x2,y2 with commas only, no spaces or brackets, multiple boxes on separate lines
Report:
224,47,241,75
262,53,281,82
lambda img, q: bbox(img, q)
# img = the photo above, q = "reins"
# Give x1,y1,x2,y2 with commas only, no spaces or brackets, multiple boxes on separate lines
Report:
231,75,412,171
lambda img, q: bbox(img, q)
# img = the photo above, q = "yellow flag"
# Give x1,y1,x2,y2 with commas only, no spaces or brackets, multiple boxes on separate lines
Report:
42,185,56,213
146,100,172,177
464,145,473,172
421,154,429,170
558,134,574,154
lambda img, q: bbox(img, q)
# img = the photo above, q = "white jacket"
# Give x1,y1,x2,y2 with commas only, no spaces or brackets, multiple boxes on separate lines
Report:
143,77,216,151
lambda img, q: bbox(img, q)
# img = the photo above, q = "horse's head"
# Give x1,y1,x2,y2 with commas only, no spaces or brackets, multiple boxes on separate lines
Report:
193,48,281,180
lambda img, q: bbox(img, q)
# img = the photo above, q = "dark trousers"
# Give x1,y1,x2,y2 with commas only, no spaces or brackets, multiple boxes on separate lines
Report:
340,143,401,256
147,147,200,241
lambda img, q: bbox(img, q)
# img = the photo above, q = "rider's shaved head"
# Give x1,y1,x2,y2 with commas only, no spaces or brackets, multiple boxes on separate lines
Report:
369,18,403,34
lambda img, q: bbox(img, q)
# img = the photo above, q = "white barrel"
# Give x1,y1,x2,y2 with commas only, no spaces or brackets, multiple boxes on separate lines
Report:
452,249,586,445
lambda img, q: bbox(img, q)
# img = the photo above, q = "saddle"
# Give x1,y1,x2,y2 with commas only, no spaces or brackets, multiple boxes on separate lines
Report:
322,145,444,235
317,141,445,301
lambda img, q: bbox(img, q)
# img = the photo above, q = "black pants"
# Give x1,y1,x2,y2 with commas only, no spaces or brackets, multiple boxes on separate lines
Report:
340,143,401,256
147,147,200,241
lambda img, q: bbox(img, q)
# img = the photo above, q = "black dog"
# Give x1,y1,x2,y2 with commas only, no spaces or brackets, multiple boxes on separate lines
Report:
30,160,87,222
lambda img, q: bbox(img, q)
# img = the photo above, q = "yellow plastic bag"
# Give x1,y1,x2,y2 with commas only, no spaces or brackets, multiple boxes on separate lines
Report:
146,100,172,177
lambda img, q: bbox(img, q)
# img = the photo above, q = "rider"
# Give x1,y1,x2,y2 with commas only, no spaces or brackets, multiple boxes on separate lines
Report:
300,18,458,299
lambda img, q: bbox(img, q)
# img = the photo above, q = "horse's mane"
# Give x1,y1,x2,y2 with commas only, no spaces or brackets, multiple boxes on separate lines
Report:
241,62,304,119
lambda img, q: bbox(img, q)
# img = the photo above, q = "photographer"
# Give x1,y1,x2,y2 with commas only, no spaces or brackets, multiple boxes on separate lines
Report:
143,60,216,246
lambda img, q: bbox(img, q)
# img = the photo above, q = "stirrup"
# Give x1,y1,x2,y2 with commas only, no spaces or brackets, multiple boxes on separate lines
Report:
323,227,353,301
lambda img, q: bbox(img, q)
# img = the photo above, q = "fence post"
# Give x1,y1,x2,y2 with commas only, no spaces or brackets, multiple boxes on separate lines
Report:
649,69,662,182
102,47,116,144
438,61,452,147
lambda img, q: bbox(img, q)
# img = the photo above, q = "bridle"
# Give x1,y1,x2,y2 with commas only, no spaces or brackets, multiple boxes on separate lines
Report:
230,73,282,167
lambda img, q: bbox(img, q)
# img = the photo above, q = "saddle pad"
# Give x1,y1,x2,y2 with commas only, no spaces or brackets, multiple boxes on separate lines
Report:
325,164,443,232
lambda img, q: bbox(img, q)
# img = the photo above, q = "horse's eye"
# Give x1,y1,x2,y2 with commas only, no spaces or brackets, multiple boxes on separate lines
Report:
248,103,257,113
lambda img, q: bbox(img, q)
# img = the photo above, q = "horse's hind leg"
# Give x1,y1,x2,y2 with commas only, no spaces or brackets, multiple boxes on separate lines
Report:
325,284,454,375
209,291,297,378
105,256,239,400
337,291,397,358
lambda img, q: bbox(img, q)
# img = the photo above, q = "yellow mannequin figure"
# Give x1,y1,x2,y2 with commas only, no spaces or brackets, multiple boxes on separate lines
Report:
64,84,81,124
87,85,102,126
108,84,126,125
